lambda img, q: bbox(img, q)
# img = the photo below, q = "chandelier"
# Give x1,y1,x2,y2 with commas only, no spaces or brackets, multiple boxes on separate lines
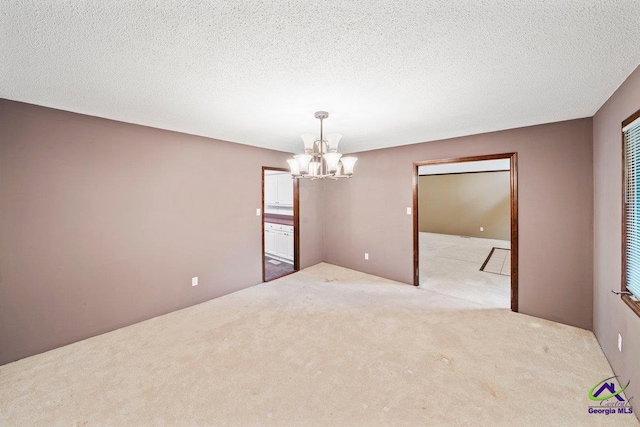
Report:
286,111,357,179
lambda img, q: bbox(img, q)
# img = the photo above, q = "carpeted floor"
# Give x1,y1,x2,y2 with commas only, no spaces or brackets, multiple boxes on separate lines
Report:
0,263,637,426
420,232,511,308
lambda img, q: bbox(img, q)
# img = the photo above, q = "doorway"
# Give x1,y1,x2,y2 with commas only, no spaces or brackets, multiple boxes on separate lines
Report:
262,167,300,282
413,153,518,311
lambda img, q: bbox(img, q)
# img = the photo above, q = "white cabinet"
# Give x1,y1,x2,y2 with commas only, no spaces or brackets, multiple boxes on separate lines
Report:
265,229,277,255
276,232,289,258
276,173,293,205
285,232,294,260
264,223,294,264
265,175,279,205
265,173,293,207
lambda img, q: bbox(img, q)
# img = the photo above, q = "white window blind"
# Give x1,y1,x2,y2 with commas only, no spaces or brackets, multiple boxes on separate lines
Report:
625,118,640,300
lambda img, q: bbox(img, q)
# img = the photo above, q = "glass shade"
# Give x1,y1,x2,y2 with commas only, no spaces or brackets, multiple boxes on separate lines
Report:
325,133,342,152
340,157,357,175
294,154,313,174
287,159,301,176
323,152,342,173
335,162,343,176
309,161,320,176
300,134,317,153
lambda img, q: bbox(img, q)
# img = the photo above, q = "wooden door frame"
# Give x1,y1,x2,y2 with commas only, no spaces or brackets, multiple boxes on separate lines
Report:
262,166,300,282
412,153,519,312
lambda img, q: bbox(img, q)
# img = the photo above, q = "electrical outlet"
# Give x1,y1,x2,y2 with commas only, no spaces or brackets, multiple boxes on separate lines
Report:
618,333,623,352
480,227,484,232
192,277,198,287
365,253,369,260
256,208,261,216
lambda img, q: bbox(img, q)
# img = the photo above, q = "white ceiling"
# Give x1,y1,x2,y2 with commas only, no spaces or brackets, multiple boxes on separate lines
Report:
2,1,640,154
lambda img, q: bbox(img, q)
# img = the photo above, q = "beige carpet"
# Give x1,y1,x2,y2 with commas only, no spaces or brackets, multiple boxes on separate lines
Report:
420,232,511,308
0,263,637,426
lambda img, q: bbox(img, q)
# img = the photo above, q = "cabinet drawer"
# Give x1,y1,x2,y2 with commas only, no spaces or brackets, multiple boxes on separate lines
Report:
278,225,293,233
265,222,293,233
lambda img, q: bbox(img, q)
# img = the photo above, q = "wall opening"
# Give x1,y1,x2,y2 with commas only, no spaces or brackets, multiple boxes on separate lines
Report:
262,167,300,282
413,153,518,311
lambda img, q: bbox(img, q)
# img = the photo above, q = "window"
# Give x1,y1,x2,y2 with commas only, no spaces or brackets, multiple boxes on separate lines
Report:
622,109,640,317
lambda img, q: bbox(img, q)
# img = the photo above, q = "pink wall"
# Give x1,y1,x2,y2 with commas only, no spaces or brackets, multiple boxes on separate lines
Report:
593,64,640,410
322,119,594,330
4,81,629,372
0,99,323,365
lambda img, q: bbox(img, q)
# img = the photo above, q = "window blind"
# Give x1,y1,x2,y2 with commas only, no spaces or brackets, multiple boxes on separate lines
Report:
625,118,640,300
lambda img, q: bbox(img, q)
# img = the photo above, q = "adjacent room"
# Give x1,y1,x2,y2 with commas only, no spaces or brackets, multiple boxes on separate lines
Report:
263,168,297,282
1,1,640,426
417,158,513,309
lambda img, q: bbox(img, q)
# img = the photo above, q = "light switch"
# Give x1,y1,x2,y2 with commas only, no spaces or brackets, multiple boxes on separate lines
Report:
256,208,261,216
406,207,412,215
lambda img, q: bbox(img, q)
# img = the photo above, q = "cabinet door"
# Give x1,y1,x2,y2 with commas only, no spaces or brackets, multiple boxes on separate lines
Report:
265,230,277,256
285,232,294,261
274,231,286,257
277,173,294,205
265,175,278,204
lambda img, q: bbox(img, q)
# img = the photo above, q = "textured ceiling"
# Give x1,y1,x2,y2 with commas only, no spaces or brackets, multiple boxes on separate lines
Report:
2,1,640,153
